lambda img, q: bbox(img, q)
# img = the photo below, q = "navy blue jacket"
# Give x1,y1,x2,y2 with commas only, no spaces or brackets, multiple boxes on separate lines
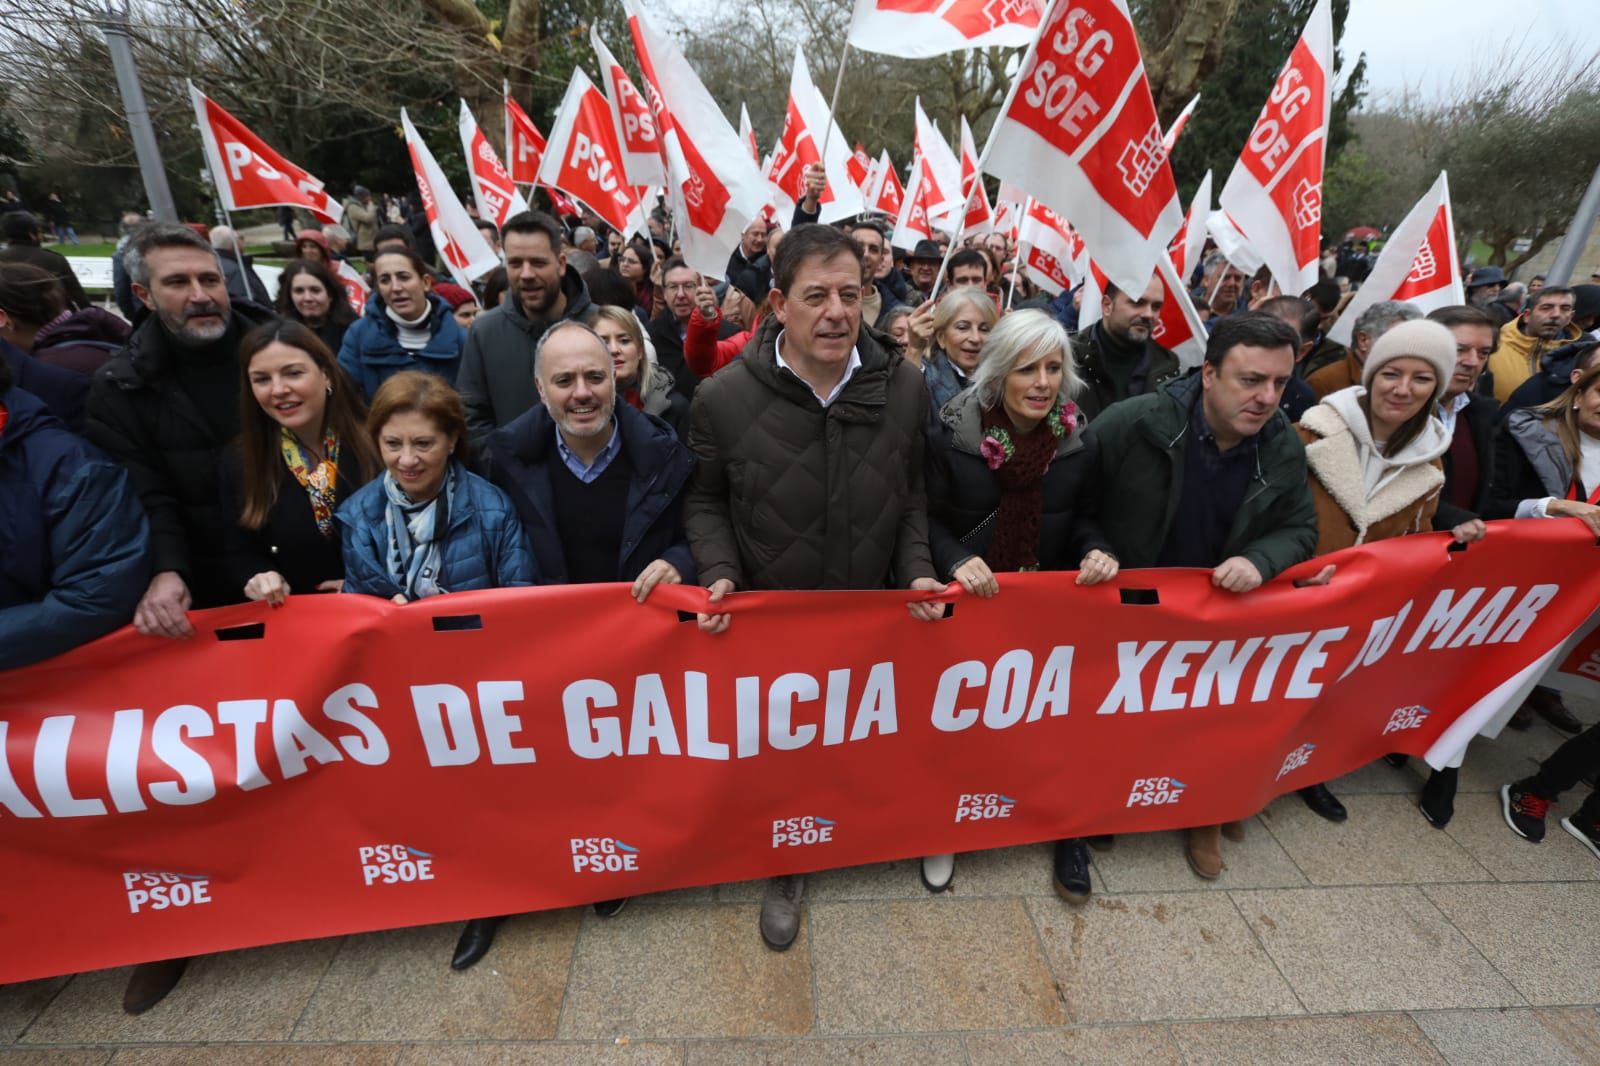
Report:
488,402,696,584
0,387,150,669
337,461,537,599
337,292,466,400
2,339,89,432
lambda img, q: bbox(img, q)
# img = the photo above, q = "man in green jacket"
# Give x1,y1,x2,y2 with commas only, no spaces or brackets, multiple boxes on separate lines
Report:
1086,312,1324,878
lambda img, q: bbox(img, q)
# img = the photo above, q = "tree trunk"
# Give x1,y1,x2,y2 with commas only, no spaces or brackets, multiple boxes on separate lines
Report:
1142,0,1242,121
502,0,541,106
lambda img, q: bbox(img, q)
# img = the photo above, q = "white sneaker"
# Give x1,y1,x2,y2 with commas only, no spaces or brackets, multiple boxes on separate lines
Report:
920,853,955,893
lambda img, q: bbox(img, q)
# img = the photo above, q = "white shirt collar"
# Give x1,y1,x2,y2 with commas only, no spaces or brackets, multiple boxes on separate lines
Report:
774,329,861,407
1437,391,1472,435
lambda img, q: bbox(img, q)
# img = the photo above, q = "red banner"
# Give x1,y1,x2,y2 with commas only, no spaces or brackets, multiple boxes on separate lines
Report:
3,524,1598,984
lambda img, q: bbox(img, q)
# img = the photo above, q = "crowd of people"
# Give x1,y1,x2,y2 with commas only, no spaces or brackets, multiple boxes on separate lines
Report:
2,166,1600,1016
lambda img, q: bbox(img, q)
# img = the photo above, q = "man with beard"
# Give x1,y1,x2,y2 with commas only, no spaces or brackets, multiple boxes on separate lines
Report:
849,220,905,332
1072,272,1179,421
458,210,593,450
1487,286,1582,403
647,256,713,402
83,221,276,1015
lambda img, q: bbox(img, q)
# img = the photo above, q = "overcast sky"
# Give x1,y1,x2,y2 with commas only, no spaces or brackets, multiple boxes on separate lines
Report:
1340,0,1599,104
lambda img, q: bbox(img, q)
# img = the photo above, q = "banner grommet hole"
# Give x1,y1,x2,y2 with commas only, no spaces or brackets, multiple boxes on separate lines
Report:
676,610,697,624
1119,588,1159,606
432,614,483,632
1447,540,1469,554
215,622,265,642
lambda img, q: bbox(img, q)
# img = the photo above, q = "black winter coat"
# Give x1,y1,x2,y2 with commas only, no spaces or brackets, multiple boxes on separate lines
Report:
1433,394,1499,528
926,389,1111,579
84,303,277,608
218,442,372,598
487,402,696,585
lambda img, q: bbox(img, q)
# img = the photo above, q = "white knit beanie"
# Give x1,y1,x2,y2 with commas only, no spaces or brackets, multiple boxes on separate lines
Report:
1361,318,1456,402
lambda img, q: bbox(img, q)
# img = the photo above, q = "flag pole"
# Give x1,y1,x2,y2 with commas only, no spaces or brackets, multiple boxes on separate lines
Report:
817,42,851,165
928,0,1056,297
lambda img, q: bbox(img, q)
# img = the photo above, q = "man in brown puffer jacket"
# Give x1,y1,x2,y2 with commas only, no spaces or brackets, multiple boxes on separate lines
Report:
684,223,944,953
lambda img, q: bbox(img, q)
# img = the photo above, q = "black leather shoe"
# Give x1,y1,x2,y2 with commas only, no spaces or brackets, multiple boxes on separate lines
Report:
1052,838,1092,904
450,917,502,971
1383,753,1410,768
1298,783,1348,823
1419,766,1458,828
593,898,628,918
123,956,189,1014
1530,689,1583,734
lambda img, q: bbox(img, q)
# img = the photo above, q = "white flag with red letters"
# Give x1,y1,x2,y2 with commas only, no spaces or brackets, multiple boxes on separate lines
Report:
1169,169,1212,283
623,0,770,276
400,109,499,288
1162,93,1201,155
1217,0,1332,296
1329,172,1462,345
865,149,905,216
739,104,759,163
768,46,865,225
957,115,994,237
334,259,370,315
189,82,341,223
458,100,530,228
913,99,964,227
891,153,938,251
1018,198,1085,294
538,68,650,240
591,27,669,189
504,87,547,187
982,0,1183,297
846,0,1045,58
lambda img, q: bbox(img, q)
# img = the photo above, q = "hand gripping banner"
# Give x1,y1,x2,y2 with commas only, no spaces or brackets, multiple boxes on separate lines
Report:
2,523,1598,983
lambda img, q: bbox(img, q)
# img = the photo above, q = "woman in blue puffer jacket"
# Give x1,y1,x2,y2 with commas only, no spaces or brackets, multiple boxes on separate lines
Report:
338,371,534,601
337,249,467,400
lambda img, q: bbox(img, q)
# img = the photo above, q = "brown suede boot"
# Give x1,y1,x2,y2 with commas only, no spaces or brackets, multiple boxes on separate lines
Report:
1186,825,1223,879
1221,820,1247,842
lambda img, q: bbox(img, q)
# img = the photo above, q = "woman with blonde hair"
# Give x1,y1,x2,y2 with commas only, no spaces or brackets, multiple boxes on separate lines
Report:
905,286,998,424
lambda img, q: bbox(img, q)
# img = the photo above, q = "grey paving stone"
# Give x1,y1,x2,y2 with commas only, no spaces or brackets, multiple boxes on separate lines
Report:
1448,729,1561,795
292,914,580,1041
1091,819,1308,893
1410,1007,1600,1066
20,940,340,1044
687,1035,965,1064
963,1024,1182,1064
110,1046,400,1065
948,842,1106,898
1441,791,1600,882
1028,893,1302,1023
1424,882,1600,1005
1233,886,1522,1013
1260,793,1492,885
0,1052,110,1065
396,1042,682,1065
557,903,813,1039
808,898,1063,1033
1330,759,1428,795
0,978,67,1042
1171,1013,1443,1064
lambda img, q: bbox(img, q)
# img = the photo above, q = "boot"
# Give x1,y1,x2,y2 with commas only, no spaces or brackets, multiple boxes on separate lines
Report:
1052,838,1092,904
1186,825,1223,879
122,957,189,1014
1220,821,1246,842
759,874,805,951
1529,689,1583,734
1419,766,1458,828
450,917,501,971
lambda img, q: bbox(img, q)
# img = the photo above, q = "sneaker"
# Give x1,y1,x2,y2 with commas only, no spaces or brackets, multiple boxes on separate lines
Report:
1559,816,1600,860
920,853,954,893
593,898,628,918
1419,767,1458,829
1051,838,1091,904
759,874,805,951
1500,783,1550,842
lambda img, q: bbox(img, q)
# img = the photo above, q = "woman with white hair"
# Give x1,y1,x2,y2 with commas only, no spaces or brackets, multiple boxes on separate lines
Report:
919,308,1120,902
906,286,997,424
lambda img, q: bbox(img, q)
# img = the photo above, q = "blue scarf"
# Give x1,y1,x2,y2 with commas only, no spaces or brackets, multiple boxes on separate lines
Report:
382,465,455,599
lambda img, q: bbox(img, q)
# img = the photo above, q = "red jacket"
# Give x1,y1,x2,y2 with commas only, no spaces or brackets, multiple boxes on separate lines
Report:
683,307,756,378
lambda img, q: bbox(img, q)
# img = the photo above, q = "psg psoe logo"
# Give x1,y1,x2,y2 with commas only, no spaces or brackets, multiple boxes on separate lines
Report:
122,872,212,914
1383,705,1431,736
1276,742,1317,781
571,837,640,873
772,815,836,848
358,844,435,887
955,792,1016,823
1126,776,1187,808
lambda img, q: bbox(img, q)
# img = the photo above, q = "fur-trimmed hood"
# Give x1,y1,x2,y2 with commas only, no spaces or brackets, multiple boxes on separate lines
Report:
1298,387,1447,545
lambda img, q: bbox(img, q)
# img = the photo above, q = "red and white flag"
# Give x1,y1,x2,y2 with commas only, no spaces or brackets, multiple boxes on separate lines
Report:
458,100,530,228
957,115,994,237
1079,255,1208,368
913,99,964,227
400,109,499,288
591,27,669,189
1329,172,1462,345
1018,198,1085,294
623,0,771,275
848,143,873,189
547,187,582,218
738,104,759,163
188,82,341,223
334,259,370,315
846,0,1044,58
983,0,1183,298
865,149,905,216
1205,208,1265,276
767,47,865,225
1217,0,1332,296
538,68,650,240
993,178,1028,242
504,85,547,187
891,153,938,251
1169,169,1212,282
1162,93,1201,155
